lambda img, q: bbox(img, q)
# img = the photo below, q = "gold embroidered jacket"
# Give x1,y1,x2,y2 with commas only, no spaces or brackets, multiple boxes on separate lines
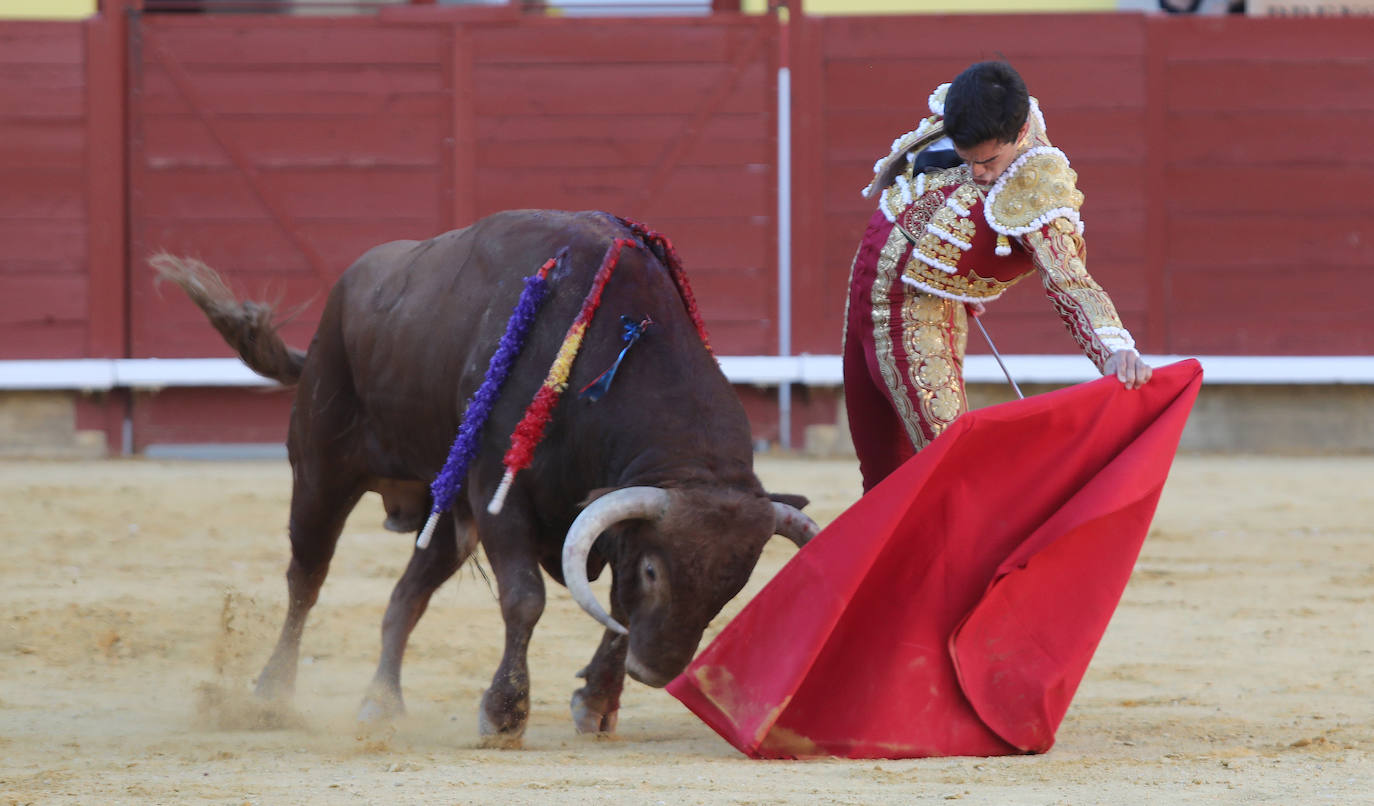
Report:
862,85,1137,372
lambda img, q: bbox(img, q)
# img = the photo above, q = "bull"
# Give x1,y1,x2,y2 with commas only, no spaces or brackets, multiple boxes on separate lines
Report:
154,209,817,746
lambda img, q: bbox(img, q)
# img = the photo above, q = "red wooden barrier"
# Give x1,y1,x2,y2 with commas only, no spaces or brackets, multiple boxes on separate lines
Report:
127,12,780,364
1,10,1372,451
117,9,780,449
0,22,92,358
1153,17,1374,355
794,13,1154,357
799,13,1374,359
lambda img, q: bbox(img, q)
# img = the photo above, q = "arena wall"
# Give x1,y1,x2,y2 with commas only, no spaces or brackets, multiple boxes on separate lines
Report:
0,22,93,359
0,6,1370,455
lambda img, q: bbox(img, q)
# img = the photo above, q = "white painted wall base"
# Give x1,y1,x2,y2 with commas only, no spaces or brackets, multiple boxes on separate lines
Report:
3,355,1374,392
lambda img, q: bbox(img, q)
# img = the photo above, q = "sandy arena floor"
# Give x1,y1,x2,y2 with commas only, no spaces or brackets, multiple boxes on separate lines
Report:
1,454,1371,805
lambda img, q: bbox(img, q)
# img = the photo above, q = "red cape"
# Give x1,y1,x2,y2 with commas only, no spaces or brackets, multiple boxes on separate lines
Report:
667,359,1203,759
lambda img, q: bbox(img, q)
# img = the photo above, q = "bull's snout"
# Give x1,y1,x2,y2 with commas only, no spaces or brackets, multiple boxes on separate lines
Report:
625,651,675,688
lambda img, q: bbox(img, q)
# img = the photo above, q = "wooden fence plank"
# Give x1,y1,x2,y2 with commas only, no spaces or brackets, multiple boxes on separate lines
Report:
818,14,1144,60
472,63,769,117
144,19,445,65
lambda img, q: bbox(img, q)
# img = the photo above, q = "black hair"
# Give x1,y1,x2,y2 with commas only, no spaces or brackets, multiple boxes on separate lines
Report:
942,61,1030,149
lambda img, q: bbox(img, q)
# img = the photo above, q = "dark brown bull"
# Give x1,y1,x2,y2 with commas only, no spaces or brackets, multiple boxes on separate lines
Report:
154,209,817,746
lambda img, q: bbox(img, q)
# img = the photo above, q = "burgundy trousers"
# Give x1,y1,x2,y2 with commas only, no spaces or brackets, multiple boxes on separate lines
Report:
843,209,969,492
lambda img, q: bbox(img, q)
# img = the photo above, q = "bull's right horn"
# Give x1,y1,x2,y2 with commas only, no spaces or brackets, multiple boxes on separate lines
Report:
772,502,820,548
562,486,671,636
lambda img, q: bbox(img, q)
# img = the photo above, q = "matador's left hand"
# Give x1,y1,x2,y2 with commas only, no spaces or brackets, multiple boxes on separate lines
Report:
1104,349,1152,390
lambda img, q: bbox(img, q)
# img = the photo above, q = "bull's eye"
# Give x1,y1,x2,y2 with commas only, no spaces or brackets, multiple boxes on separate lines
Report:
641,558,657,583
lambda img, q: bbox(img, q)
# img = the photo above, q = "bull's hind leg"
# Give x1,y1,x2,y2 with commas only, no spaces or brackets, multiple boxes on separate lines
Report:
476,514,546,747
358,512,476,722
255,467,366,702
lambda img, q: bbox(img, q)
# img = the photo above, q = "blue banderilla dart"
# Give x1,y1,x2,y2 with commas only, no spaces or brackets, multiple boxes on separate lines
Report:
579,315,653,402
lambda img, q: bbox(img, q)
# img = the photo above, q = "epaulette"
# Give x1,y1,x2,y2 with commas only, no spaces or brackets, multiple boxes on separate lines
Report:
984,146,1085,240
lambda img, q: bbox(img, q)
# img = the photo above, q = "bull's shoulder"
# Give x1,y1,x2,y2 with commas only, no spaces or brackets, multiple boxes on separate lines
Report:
473,208,624,241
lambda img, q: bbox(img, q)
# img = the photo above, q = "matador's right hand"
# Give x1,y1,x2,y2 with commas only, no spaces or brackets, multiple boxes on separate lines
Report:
1104,349,1152,390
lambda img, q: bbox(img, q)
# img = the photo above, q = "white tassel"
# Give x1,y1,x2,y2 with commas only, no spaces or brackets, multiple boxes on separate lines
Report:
415,511,440,550
487,469,516,515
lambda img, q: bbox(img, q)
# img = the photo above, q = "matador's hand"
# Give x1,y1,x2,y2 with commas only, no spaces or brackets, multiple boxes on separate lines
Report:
1103,349,1152,390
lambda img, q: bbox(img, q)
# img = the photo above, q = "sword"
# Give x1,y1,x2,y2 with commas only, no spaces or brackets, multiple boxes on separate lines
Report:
894,221,1024,400
973,316,1023,400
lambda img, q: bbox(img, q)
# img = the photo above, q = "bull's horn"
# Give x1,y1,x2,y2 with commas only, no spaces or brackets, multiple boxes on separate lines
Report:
562,486,671,636
772,502,820,548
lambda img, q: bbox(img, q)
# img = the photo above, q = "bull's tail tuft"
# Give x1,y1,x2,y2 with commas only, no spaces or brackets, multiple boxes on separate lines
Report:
150,253,306,386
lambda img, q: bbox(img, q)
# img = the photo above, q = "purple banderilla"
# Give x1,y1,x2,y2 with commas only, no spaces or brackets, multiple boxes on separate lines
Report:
416,247,565,549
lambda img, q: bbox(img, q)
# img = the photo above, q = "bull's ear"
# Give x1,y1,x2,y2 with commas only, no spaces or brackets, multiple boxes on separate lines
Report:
577,487,620,509
768,492,810,511
585,552,609,582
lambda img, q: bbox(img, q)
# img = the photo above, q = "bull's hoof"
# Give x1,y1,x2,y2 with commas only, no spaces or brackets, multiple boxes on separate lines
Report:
252,672,294,703
477,710,526,749
357,684,405,724
477,730,524,749
478,688,528,749
570,688,619,735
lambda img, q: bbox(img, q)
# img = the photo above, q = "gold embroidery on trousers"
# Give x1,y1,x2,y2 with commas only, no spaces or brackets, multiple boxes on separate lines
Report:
871,227,924,448
902,293,968,448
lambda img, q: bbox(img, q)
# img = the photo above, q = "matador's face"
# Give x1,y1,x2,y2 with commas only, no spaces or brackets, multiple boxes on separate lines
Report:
954,120,1031,187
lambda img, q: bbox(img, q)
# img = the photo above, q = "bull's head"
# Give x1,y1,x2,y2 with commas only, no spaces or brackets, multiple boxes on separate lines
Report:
562,487,818,687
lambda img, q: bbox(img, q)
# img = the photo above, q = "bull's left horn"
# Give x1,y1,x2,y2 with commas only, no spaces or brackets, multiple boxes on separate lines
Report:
772,502,820,548
562,487,671,635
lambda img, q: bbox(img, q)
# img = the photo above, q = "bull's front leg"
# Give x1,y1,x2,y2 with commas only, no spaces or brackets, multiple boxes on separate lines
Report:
477,530,545,748
571,629,628,734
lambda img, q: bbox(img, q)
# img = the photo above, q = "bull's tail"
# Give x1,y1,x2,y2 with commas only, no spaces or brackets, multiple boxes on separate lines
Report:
150,253,306,386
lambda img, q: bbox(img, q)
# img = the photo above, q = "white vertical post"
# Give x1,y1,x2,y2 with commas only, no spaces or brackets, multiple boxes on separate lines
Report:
776,64,792,451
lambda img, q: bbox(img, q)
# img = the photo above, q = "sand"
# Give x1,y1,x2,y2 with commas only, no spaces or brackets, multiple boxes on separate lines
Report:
1,454,1371,805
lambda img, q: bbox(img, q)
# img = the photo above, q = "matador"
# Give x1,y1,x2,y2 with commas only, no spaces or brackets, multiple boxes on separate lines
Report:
844,62,1152,492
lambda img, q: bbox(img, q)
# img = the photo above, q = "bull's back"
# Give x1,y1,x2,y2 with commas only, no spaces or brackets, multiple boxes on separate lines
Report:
314,209,752,497
333,210,624,369
322,211,642,466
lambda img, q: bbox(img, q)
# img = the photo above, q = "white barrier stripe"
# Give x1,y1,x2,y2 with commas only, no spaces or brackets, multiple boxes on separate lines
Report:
4,355,1374,390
